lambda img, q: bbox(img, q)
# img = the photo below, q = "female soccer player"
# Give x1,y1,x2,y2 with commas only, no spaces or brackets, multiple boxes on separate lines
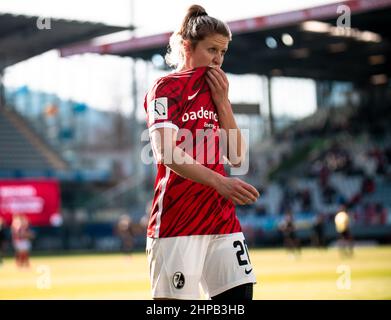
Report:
11,215,34,268
144,4,260,300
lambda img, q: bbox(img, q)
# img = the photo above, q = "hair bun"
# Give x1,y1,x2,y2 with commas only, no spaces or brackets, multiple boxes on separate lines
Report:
188,4,208,18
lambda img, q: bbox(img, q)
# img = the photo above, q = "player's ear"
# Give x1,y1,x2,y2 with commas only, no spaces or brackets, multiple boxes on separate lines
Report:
183,40,192,55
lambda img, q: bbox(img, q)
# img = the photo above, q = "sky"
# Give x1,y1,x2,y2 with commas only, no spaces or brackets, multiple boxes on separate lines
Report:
0,0,342,118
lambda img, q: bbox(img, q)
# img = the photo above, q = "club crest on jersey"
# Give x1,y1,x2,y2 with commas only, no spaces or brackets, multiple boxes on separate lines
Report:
172,272,185,289
149,97,168,123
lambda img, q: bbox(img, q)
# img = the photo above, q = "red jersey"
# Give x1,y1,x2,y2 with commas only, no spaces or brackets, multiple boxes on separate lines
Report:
144,67,241,238
11,225,30,242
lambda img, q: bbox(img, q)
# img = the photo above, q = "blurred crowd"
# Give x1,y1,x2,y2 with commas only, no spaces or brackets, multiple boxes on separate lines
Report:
237,103,391,246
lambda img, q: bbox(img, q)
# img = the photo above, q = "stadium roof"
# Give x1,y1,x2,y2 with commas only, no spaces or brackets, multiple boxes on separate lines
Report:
0,13,129,70
60,0,391,83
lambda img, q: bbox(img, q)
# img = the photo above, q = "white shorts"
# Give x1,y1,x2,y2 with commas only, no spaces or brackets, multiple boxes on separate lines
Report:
146,232,256,300
14,240,31,252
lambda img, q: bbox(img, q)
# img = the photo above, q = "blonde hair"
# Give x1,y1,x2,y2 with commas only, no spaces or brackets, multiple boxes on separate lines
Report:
165,4,232,70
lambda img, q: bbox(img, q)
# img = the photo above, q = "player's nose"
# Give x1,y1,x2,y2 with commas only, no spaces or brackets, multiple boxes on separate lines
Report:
212,54,222,66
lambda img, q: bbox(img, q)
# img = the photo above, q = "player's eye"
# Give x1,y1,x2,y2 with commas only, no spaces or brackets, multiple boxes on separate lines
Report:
208,48,217,54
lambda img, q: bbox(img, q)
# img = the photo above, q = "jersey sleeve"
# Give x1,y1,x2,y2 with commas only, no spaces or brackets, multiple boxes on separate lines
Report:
144,77,183,133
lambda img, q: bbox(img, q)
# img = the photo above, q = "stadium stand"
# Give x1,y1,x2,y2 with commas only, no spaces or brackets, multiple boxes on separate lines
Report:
0,106,68,171
238,100,391,245
0,13,128,69
0,14,133,252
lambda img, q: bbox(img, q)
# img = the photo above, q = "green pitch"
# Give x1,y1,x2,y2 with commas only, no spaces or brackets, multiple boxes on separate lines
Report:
1,246,390,300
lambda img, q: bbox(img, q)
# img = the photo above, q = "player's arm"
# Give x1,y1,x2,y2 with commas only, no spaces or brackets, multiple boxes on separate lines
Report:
150,127,259,205
205,67,246,167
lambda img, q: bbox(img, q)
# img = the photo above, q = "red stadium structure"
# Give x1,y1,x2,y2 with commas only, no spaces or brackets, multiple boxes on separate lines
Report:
59,0,391,134
59,0,391,82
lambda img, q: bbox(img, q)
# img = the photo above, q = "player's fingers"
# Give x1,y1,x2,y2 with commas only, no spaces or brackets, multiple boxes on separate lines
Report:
206,71,220,88
237,186,258,203
212,69,228,89
206,73,218,87
205,76,216,91
229,194,239,204
240,182,260,198
214,67,229,85
207,69,224,89
230,190,244,203
233,191,253,205
231,195,246,205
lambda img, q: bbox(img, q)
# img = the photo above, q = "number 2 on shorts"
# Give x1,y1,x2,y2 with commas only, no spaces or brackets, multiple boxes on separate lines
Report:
233,240,251,266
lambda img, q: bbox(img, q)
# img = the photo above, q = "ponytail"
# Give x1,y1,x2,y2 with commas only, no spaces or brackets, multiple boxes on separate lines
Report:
178,5,208,39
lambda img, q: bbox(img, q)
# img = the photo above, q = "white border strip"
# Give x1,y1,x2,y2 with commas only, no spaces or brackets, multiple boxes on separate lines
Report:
154,167,171,238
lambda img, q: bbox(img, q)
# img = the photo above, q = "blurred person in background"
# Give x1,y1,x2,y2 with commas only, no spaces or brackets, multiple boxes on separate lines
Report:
11,215,34,268
115,215,138,259
334,205,354,258
311,213,326,249
279,210,301,258
144,4,259,300
375,203,388,225
140,200,152,231
0,216,7,265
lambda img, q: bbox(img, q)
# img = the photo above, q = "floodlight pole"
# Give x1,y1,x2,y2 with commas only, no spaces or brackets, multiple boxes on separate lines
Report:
129,0,145,204
0,69,4,108
266,75,275,137
130,0,137,121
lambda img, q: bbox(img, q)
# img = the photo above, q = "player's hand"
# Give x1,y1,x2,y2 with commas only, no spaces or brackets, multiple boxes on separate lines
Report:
206,67,230,108
213,176,260,205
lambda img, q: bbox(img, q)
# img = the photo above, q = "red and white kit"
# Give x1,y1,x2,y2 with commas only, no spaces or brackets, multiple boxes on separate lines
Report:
144,67,255,299
144,66,241,238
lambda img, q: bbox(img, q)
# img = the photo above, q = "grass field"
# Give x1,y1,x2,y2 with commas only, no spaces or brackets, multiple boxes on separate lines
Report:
1,246,390,300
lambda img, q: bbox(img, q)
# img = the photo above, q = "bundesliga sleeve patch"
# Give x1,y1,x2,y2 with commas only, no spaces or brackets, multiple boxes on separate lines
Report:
148,97,168,124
